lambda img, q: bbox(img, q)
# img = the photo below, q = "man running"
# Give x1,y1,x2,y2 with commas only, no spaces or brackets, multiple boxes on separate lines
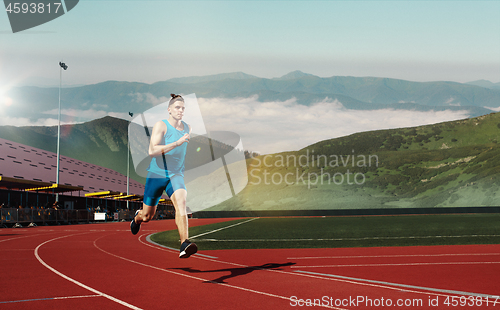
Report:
131,94,197,259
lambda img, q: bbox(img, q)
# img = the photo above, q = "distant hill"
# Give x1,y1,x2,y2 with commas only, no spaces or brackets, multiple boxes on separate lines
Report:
210,112,500,211
273,70,316,80
467,80,500,91
167,72,259,84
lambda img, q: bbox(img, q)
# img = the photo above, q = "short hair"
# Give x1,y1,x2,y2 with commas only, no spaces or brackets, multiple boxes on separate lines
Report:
169,94,184,106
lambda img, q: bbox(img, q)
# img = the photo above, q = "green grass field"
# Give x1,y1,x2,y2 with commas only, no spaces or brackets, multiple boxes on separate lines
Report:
150,214,500,250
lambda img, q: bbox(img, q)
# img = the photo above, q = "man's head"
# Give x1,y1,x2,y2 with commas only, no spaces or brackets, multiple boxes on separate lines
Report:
168,93,185,120
169,94,184,107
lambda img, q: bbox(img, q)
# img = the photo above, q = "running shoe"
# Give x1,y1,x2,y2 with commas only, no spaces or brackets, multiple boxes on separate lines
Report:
130,210,141,235
179,239,198,258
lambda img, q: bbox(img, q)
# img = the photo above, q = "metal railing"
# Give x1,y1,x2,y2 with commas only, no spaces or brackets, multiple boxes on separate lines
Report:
0,207,174,227
0,208,137,227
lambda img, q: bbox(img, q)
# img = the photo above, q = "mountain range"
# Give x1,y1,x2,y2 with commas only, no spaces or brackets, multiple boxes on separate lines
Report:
4,71,500,126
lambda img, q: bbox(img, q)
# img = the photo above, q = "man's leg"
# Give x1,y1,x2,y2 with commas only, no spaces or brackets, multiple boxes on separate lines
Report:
130,203,157,235
134,203,157,225
171,188,197,258
170,189,188,242
132,172,166,234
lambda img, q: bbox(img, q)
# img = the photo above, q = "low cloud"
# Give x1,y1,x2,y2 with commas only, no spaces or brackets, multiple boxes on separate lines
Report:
0,116,60,127
197,96,471,154
43,108,129,122
485,106,500,112
0,96,473,154
129,92,169,106
0,109,130,127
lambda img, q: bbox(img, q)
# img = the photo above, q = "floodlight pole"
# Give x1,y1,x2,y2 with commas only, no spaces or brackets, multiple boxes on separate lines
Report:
127,129,130,210
56,61,68,202
127,112,132,210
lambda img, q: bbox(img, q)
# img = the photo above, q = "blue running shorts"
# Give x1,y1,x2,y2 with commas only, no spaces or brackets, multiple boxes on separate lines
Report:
143,171,186,206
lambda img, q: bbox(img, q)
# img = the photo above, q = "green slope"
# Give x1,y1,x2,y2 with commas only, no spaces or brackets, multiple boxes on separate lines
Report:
0,116,146,184
209,112,500,211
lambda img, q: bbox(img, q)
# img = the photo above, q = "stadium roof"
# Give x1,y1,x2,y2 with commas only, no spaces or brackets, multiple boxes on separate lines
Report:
0,138,145,197
0,176,83,193
84,191,172,205
84,191,122,198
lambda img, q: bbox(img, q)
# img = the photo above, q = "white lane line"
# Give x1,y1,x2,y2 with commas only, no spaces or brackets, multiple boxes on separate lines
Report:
143,234,500,303
288,253,500,260
0,294,100,304
291,261,500,268
2,248,35,251
34,233,143,310
294,270,500,300
191,234,500,242
144,235,218,259
0,231,56,243
94,234,345,310
191,253,219,259
190,218,258,239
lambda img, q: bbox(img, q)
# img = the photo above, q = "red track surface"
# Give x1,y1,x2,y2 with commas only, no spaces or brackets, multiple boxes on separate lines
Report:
1,218,499,309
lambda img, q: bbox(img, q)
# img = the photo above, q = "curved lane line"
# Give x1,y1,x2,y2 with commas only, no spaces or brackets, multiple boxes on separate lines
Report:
34,232,143,310
291,261,500,268
288,253,500,260
0,294,100,304
0,231,56,243
295,270,500,299
93,234,345,310
189,218,258,239
142,233,498,302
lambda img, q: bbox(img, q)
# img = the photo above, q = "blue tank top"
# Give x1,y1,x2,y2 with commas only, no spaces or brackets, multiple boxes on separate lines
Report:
147,120,189,177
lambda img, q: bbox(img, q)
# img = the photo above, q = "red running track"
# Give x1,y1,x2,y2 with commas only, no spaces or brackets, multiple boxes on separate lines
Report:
1,218,499,309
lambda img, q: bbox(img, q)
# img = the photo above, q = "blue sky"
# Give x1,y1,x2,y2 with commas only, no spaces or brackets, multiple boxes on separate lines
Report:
1,0,499,88
0,1,499,153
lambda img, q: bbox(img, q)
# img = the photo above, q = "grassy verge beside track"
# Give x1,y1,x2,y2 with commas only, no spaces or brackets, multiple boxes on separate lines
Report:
150,214,500,250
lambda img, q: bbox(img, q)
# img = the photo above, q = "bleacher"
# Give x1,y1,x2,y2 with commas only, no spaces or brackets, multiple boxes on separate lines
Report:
0,137,144,195
0,137,175,227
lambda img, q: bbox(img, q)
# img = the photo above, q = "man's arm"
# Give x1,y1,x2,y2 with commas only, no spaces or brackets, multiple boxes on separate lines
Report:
148,121,190,157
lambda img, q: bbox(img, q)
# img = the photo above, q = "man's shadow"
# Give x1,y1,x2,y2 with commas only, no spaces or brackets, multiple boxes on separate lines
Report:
172,262,296,284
